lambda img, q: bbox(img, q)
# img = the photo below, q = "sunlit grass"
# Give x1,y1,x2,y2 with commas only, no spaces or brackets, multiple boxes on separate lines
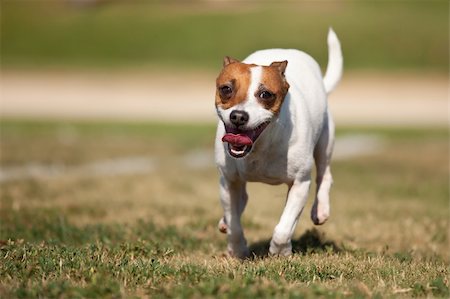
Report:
0,120,448,298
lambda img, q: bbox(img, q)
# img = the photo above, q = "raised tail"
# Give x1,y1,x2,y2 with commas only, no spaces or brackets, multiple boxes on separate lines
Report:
323,28,343,94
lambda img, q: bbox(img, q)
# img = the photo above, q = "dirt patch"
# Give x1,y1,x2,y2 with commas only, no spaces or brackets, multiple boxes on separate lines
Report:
1,70,447,126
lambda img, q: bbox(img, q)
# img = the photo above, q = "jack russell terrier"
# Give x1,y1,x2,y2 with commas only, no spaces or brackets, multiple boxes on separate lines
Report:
214,29,343,258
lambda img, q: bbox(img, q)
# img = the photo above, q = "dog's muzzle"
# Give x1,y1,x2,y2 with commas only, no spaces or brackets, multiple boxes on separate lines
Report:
222,121,270,158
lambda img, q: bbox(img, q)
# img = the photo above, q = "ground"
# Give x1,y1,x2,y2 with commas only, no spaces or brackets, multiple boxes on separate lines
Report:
0,70,447,127
0,121,448,298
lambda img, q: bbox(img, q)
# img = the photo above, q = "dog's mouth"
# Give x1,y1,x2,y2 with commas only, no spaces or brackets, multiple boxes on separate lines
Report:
221,121,270,158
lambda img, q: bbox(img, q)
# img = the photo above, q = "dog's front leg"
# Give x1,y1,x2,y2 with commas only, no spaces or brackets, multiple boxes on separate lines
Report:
219,175,249,259
270,176,311,256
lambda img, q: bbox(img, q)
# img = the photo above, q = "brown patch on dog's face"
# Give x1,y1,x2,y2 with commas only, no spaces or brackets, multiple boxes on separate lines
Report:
216,58,289,115
216,58,290,158
216,58,255,110
256,61,290,115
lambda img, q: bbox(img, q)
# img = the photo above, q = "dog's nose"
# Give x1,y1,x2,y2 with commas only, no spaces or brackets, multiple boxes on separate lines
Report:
230,110,249,127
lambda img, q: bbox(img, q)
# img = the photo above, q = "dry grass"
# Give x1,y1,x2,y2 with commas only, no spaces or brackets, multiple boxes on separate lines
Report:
0,121,448,298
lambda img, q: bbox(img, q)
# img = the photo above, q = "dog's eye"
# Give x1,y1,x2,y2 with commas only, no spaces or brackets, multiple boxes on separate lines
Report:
259,90,275,100
219,85,233,99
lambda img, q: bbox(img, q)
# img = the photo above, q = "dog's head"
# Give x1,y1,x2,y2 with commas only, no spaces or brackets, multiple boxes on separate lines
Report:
215,56,290,158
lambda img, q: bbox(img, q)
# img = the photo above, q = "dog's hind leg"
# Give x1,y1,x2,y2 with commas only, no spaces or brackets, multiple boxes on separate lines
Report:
218,175,249,259
218,190,247,234
311,111,335,225
218,189,247,234
218,217,228,233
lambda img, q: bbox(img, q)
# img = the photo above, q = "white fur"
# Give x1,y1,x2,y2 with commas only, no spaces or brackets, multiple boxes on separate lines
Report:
217,66,274,130
323,28,343,93
215,29,343,258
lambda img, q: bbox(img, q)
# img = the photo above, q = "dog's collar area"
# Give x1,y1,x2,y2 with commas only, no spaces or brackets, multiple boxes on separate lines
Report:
222,121,270,158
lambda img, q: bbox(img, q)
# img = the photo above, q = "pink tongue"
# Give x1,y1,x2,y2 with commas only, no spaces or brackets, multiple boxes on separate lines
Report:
222,133,253,146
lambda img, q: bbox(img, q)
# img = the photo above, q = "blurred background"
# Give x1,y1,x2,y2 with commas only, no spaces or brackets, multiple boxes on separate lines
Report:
1,0,449,259
1,0,448,236
1,0,447,124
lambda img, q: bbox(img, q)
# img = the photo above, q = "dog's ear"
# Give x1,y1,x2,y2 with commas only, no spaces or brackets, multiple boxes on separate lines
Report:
223,56,240,67
270,60,288,76
271,61,290,93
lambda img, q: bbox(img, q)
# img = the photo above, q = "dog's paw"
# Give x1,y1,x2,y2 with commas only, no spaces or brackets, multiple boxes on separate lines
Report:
228,244,250,259
269,239,292,256
311,211,329,225
217,217,227,234
311,201,330,225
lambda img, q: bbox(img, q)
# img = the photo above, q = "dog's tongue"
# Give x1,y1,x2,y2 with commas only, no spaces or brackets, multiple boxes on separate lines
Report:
222,133,253,146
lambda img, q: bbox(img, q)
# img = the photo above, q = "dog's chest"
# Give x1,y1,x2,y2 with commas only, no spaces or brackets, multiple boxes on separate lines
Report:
234,152,293,185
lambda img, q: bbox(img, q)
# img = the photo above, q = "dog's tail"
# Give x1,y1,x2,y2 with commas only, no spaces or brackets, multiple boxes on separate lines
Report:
323,28,343,94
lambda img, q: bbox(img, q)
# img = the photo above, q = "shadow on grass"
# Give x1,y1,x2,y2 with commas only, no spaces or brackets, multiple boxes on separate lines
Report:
249,228,341,259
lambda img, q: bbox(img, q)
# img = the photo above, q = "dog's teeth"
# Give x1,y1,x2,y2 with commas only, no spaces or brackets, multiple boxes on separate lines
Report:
231,146,247,155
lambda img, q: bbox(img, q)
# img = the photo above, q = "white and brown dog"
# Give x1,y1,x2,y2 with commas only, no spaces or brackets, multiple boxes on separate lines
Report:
214,29,343,258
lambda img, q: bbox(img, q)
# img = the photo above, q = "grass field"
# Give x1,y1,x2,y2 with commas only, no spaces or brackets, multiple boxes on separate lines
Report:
0,120,448,298
1,1,448,71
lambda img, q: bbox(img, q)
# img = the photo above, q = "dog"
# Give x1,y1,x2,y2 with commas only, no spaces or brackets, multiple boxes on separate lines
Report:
214,28,343,258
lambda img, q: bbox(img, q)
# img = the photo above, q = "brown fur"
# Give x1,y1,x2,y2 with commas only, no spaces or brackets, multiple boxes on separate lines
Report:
216,62,255,110
258,62,290,114
216,59,289,114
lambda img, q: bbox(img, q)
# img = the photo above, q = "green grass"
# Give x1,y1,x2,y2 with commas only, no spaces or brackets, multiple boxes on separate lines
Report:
1,1,448,72
0,120,449,298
